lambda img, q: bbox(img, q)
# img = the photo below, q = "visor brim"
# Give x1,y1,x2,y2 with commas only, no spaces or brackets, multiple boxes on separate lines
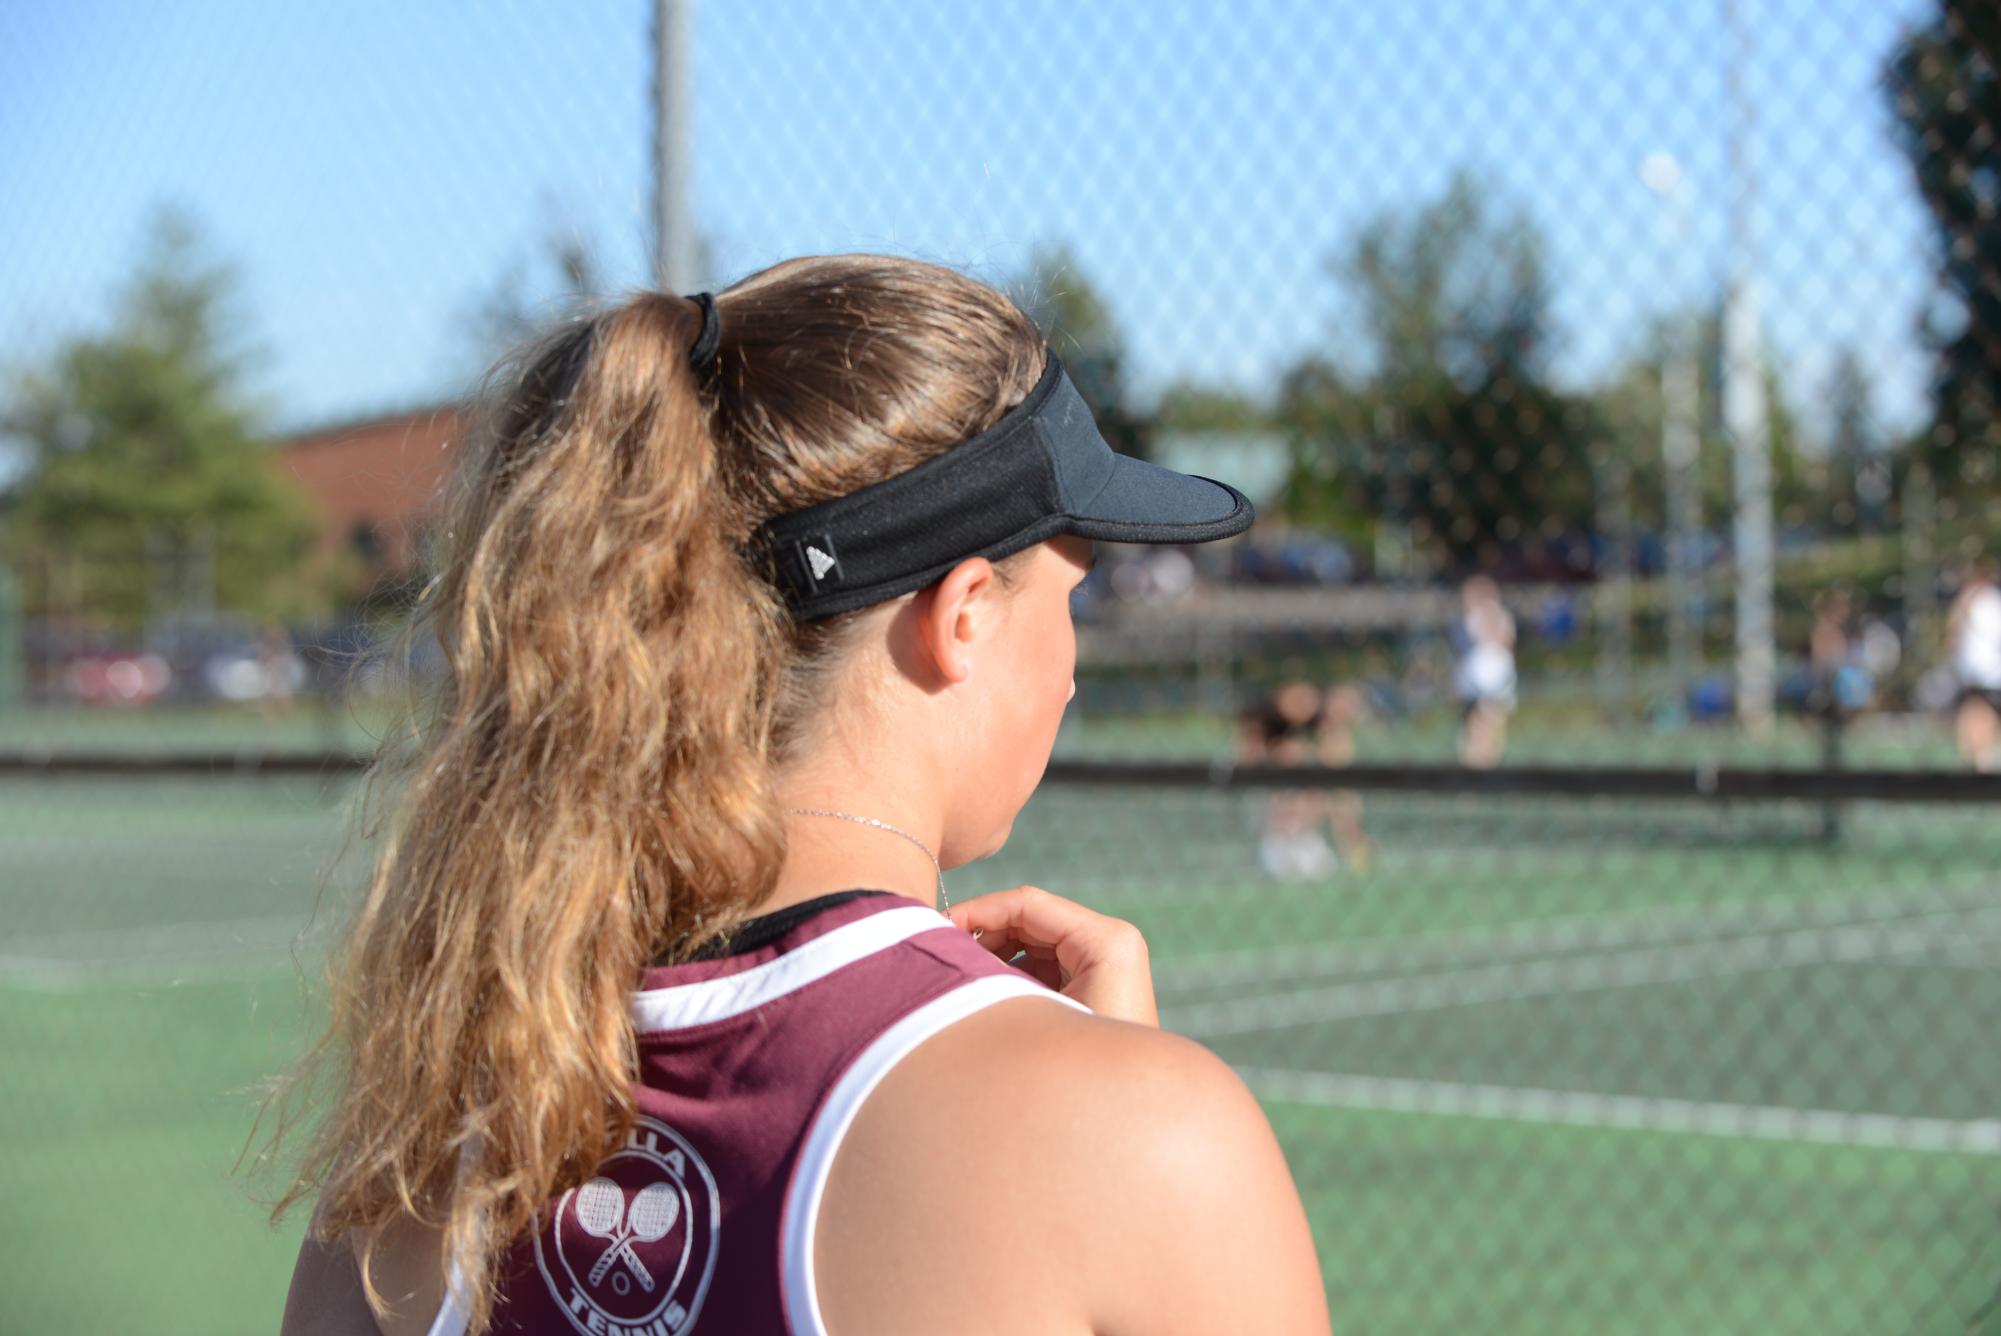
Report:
1062,458,1255,544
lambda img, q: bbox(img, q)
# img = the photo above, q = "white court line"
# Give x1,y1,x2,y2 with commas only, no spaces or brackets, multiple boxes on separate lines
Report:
1155,878,2001,996
1163,911,2001,1038
1070,842,1682,907
0,952,306,992
0,913,321,991
1236,1066,2001,1157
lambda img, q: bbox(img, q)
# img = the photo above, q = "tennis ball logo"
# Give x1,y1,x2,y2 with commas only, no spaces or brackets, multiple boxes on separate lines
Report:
534,1115,720,1335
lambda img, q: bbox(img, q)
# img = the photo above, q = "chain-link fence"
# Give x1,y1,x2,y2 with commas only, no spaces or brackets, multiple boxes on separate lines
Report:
5,1,2000,1331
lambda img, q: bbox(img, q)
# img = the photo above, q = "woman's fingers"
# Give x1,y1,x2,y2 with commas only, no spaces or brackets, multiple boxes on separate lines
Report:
948,886,1157,1026
1004,949,1066,991
949,885,1094,946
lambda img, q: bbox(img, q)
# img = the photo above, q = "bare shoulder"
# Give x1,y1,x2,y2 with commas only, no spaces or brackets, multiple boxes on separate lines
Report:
282,1223,379,1336
815,995,1332,1336
281,1207,445,1336
971,993,1261,1136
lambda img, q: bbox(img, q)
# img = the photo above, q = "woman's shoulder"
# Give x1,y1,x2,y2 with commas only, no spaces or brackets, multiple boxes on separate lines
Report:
814,994,1330,1334
281,1206,447,1336
916,989,1246,1130
828,991,1234,1191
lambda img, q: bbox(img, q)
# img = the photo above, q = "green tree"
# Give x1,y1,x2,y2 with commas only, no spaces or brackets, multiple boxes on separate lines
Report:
1269,355,1373,538
1591,354,1671,543
1018,242,1150,461
1154,380,1270,434
1591,300,1815,563
1885,0,2001,505
1278,173,1599,570
1823,347,1876,533
3,207,321,632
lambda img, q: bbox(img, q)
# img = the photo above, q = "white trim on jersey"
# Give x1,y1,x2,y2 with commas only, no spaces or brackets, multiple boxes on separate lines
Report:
629,904,951,1033
780,974,1089,1336
425,1137,486,1336
425,1271,472,1336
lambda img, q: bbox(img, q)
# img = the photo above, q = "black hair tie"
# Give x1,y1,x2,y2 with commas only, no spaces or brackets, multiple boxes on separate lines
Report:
686,292,722,371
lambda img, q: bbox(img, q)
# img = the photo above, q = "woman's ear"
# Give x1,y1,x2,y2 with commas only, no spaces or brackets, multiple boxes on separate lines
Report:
916,556,1000,686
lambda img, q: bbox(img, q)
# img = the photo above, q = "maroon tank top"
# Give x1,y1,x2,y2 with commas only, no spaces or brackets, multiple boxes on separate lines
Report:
429,891,1083,1336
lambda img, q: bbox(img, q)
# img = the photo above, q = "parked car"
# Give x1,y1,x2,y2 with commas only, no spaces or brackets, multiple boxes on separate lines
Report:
61,649,172,706
200,638,305,703
292,616,448,695
145,614,303,704
1107,547,1198,603
1230,534,1355,586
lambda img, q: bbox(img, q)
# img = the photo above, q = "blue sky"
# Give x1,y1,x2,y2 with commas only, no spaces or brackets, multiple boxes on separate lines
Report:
1,0,1940,462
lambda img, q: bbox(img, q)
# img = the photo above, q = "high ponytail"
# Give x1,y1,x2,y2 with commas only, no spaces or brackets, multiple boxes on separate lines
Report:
261,257,1046,1332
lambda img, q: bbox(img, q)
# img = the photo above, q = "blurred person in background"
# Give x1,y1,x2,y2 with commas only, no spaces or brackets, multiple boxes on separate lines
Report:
1238,676,1374,880
257,621,299,720
1454,575,1516,768
1856,613,1902,690
271,257,1330,1336
1397,641,1447,717
1806,587,1874,720
1947,558,2001,771
1314,683,1374,875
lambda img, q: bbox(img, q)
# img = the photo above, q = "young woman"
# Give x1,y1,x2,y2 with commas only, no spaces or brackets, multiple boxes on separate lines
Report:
273,255,1332,1336
1453,576,1516,769
1948,560,2001,772
1238,677,1372,880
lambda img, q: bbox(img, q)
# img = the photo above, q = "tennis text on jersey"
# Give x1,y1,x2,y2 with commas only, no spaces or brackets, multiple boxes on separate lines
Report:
533,1116,721,1336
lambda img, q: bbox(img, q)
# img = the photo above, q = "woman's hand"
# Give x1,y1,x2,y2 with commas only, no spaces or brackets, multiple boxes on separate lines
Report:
948,886,1158,1027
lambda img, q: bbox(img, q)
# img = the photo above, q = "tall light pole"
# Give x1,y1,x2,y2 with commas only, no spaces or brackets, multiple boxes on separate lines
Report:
0,559,18,708
1640,152,1704,698
1723,0,1776,735
1594,438,1636,721
652,0,701,294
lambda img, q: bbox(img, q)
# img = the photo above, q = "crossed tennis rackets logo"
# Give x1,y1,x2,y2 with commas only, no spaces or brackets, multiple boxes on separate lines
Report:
575,1176,680,1293
534,1114,720,1335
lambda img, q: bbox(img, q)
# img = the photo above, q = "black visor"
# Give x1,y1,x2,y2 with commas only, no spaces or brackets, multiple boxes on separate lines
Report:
747,350,1254,620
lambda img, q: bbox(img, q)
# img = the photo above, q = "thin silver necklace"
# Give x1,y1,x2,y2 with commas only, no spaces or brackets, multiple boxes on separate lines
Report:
789,807,947,914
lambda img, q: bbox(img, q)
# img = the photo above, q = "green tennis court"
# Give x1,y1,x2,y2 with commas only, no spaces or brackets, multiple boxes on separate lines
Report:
3,736,1999,1332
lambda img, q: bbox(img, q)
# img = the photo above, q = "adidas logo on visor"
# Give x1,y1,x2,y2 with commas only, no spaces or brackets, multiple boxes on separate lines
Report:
798,534,841,587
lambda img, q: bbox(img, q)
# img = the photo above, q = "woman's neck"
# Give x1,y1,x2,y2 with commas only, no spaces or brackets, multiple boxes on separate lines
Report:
760,790,947,917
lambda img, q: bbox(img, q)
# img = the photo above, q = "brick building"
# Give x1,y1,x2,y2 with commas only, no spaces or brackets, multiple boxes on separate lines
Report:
269,404,465,599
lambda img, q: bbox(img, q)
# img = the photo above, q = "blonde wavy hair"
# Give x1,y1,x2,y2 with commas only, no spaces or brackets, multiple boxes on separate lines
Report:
260,255,1047,1331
